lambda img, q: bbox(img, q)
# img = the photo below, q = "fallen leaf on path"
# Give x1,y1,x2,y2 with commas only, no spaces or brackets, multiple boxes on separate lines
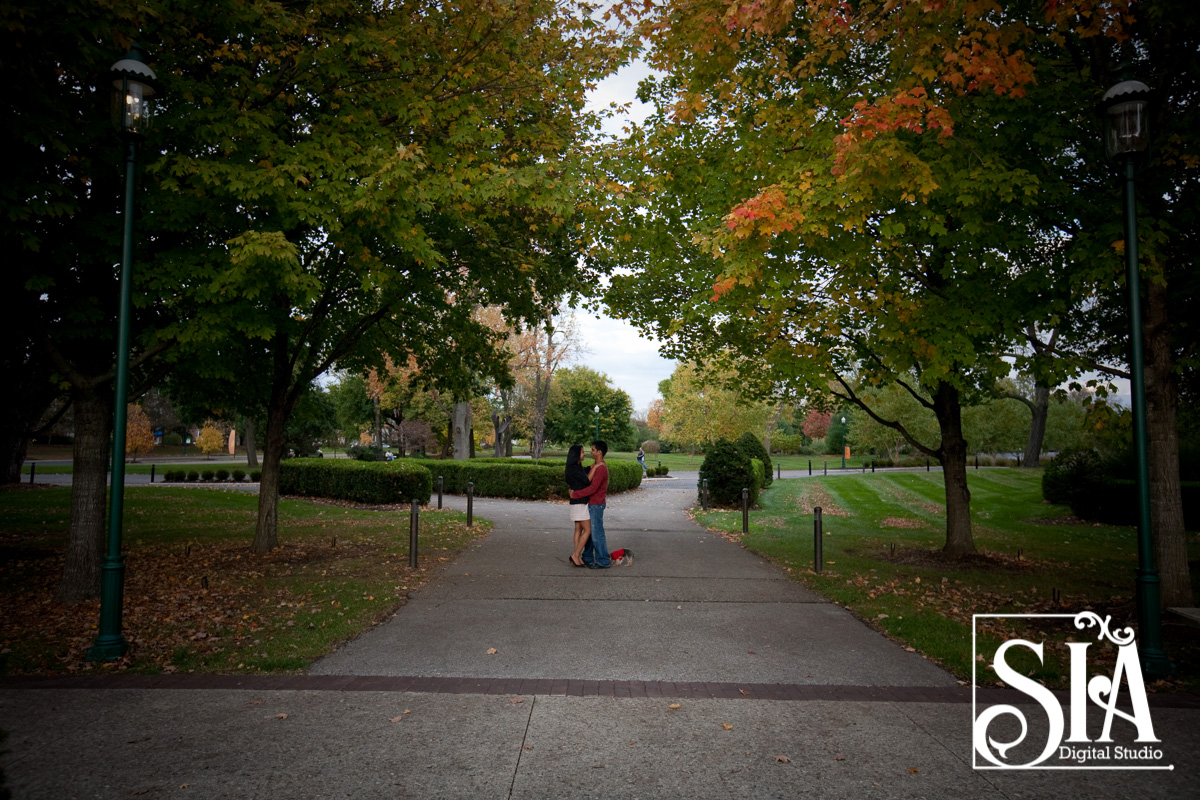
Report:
486,648,498,655
722,723,733,730
908,768,919,774
668,703,681,710
510,697,525,704
776,755,791,763
389,715,406,723
276,713,288,720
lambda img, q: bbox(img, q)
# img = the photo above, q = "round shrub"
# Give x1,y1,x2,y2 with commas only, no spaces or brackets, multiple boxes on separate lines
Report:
736,432,772,488
162,432,183,446
250,470,262,482
232,468,246,482
215,468,230,481
698,438,759,508
186,470,200,482
201,469,215,482
1042,449,1103,506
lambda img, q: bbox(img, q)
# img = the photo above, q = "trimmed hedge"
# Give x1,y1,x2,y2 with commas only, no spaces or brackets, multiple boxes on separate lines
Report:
279,458,432,505
426,458,642,499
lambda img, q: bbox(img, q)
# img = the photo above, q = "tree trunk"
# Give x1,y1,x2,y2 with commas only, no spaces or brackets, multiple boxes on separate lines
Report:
505,425,513,457
1143,279,1192,608
491,410,511,458
1022,380,1050,468
57,387,112,603
452,401,472,461
243,416,259,468
1,417,31,484
252,404,287,553
932,382,976,557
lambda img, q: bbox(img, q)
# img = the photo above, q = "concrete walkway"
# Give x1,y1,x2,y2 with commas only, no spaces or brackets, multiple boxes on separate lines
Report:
2,474,1197,799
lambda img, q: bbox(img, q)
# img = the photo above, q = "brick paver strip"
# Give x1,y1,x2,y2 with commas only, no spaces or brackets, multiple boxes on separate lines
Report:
2,675,1198,708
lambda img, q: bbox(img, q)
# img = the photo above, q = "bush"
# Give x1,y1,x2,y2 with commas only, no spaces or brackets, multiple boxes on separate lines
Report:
186,470,200,482
426,457,642,500
280,458,432,504
162,432,183,447
163,470,180,482
346,444,382,461
641,440,660,455
698,438,759,508
215,468,230,481
1042,449,1103,506
232,469,246,482
201,469,215,482
771,433,805,454
737,432,772,488
250,470,262,482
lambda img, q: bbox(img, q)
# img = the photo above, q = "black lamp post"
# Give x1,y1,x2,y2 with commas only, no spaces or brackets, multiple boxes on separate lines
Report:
1102,76,1172,678
87,44,159,662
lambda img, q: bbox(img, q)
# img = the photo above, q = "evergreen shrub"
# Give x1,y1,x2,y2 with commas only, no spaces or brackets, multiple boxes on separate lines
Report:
215,468,230,481
737,432,772,487
280,458,432,504
232,469,246,482
1042,449,1103,505
250,470,262,482
186,470,200,482
201,469,215,481
698,439,759,508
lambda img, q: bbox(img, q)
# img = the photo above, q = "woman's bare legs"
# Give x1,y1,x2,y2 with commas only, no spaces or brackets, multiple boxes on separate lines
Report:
571,519,591,566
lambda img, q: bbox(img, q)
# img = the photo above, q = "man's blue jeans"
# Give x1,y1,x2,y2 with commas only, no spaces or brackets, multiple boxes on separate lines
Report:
582,503,611,568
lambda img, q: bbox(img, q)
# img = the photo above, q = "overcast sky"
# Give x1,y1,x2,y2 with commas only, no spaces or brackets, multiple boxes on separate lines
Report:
574,61,676,414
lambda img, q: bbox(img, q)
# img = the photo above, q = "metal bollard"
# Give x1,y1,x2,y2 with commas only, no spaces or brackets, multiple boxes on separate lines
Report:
926,459,930,472
466,481,474,526
824,460,827,476
702,479,709,511
150,464,155,484
862,460,866,473
975,455,979,470
777,463,781,480
808,459,812,476
814,507,823,573
29,463,35,484
742,488,749,533
437,475,443,509
871,459,875,473
409,499,419,568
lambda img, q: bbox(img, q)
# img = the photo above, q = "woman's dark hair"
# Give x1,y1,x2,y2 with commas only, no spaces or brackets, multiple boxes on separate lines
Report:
565,444,590,492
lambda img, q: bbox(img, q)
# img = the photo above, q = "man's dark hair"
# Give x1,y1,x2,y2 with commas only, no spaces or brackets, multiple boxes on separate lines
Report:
592,440,608,455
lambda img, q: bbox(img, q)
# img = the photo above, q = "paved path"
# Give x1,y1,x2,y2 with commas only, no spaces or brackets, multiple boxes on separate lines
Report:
3,474,1197,799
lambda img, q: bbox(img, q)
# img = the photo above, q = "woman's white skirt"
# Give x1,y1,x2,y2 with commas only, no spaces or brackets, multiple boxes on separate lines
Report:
569,503,589,523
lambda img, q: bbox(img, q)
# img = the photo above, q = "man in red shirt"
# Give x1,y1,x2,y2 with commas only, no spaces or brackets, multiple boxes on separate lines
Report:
571,440,611,568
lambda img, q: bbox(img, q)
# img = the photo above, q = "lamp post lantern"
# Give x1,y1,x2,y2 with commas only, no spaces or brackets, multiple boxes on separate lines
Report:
87,44,159,662
1103,76,1172,678
594,405,600,441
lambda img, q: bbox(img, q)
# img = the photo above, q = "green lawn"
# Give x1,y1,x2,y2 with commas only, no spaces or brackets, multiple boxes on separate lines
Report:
0,486,490,676
694,469,1200,690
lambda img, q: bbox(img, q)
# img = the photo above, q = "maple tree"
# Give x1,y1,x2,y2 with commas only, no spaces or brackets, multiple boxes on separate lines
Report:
195,421,228,458
657,362,771,451
124,404,156,462
602,0,1196,571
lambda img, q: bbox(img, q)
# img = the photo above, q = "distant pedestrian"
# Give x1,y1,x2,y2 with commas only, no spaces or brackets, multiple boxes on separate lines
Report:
636,447,647,473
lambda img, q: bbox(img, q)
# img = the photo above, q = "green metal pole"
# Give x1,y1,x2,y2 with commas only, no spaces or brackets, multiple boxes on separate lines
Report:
1123,155,1172,678
87,137,137,662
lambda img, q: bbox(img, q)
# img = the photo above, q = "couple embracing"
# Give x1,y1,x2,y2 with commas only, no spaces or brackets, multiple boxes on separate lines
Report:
565,440,629,568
